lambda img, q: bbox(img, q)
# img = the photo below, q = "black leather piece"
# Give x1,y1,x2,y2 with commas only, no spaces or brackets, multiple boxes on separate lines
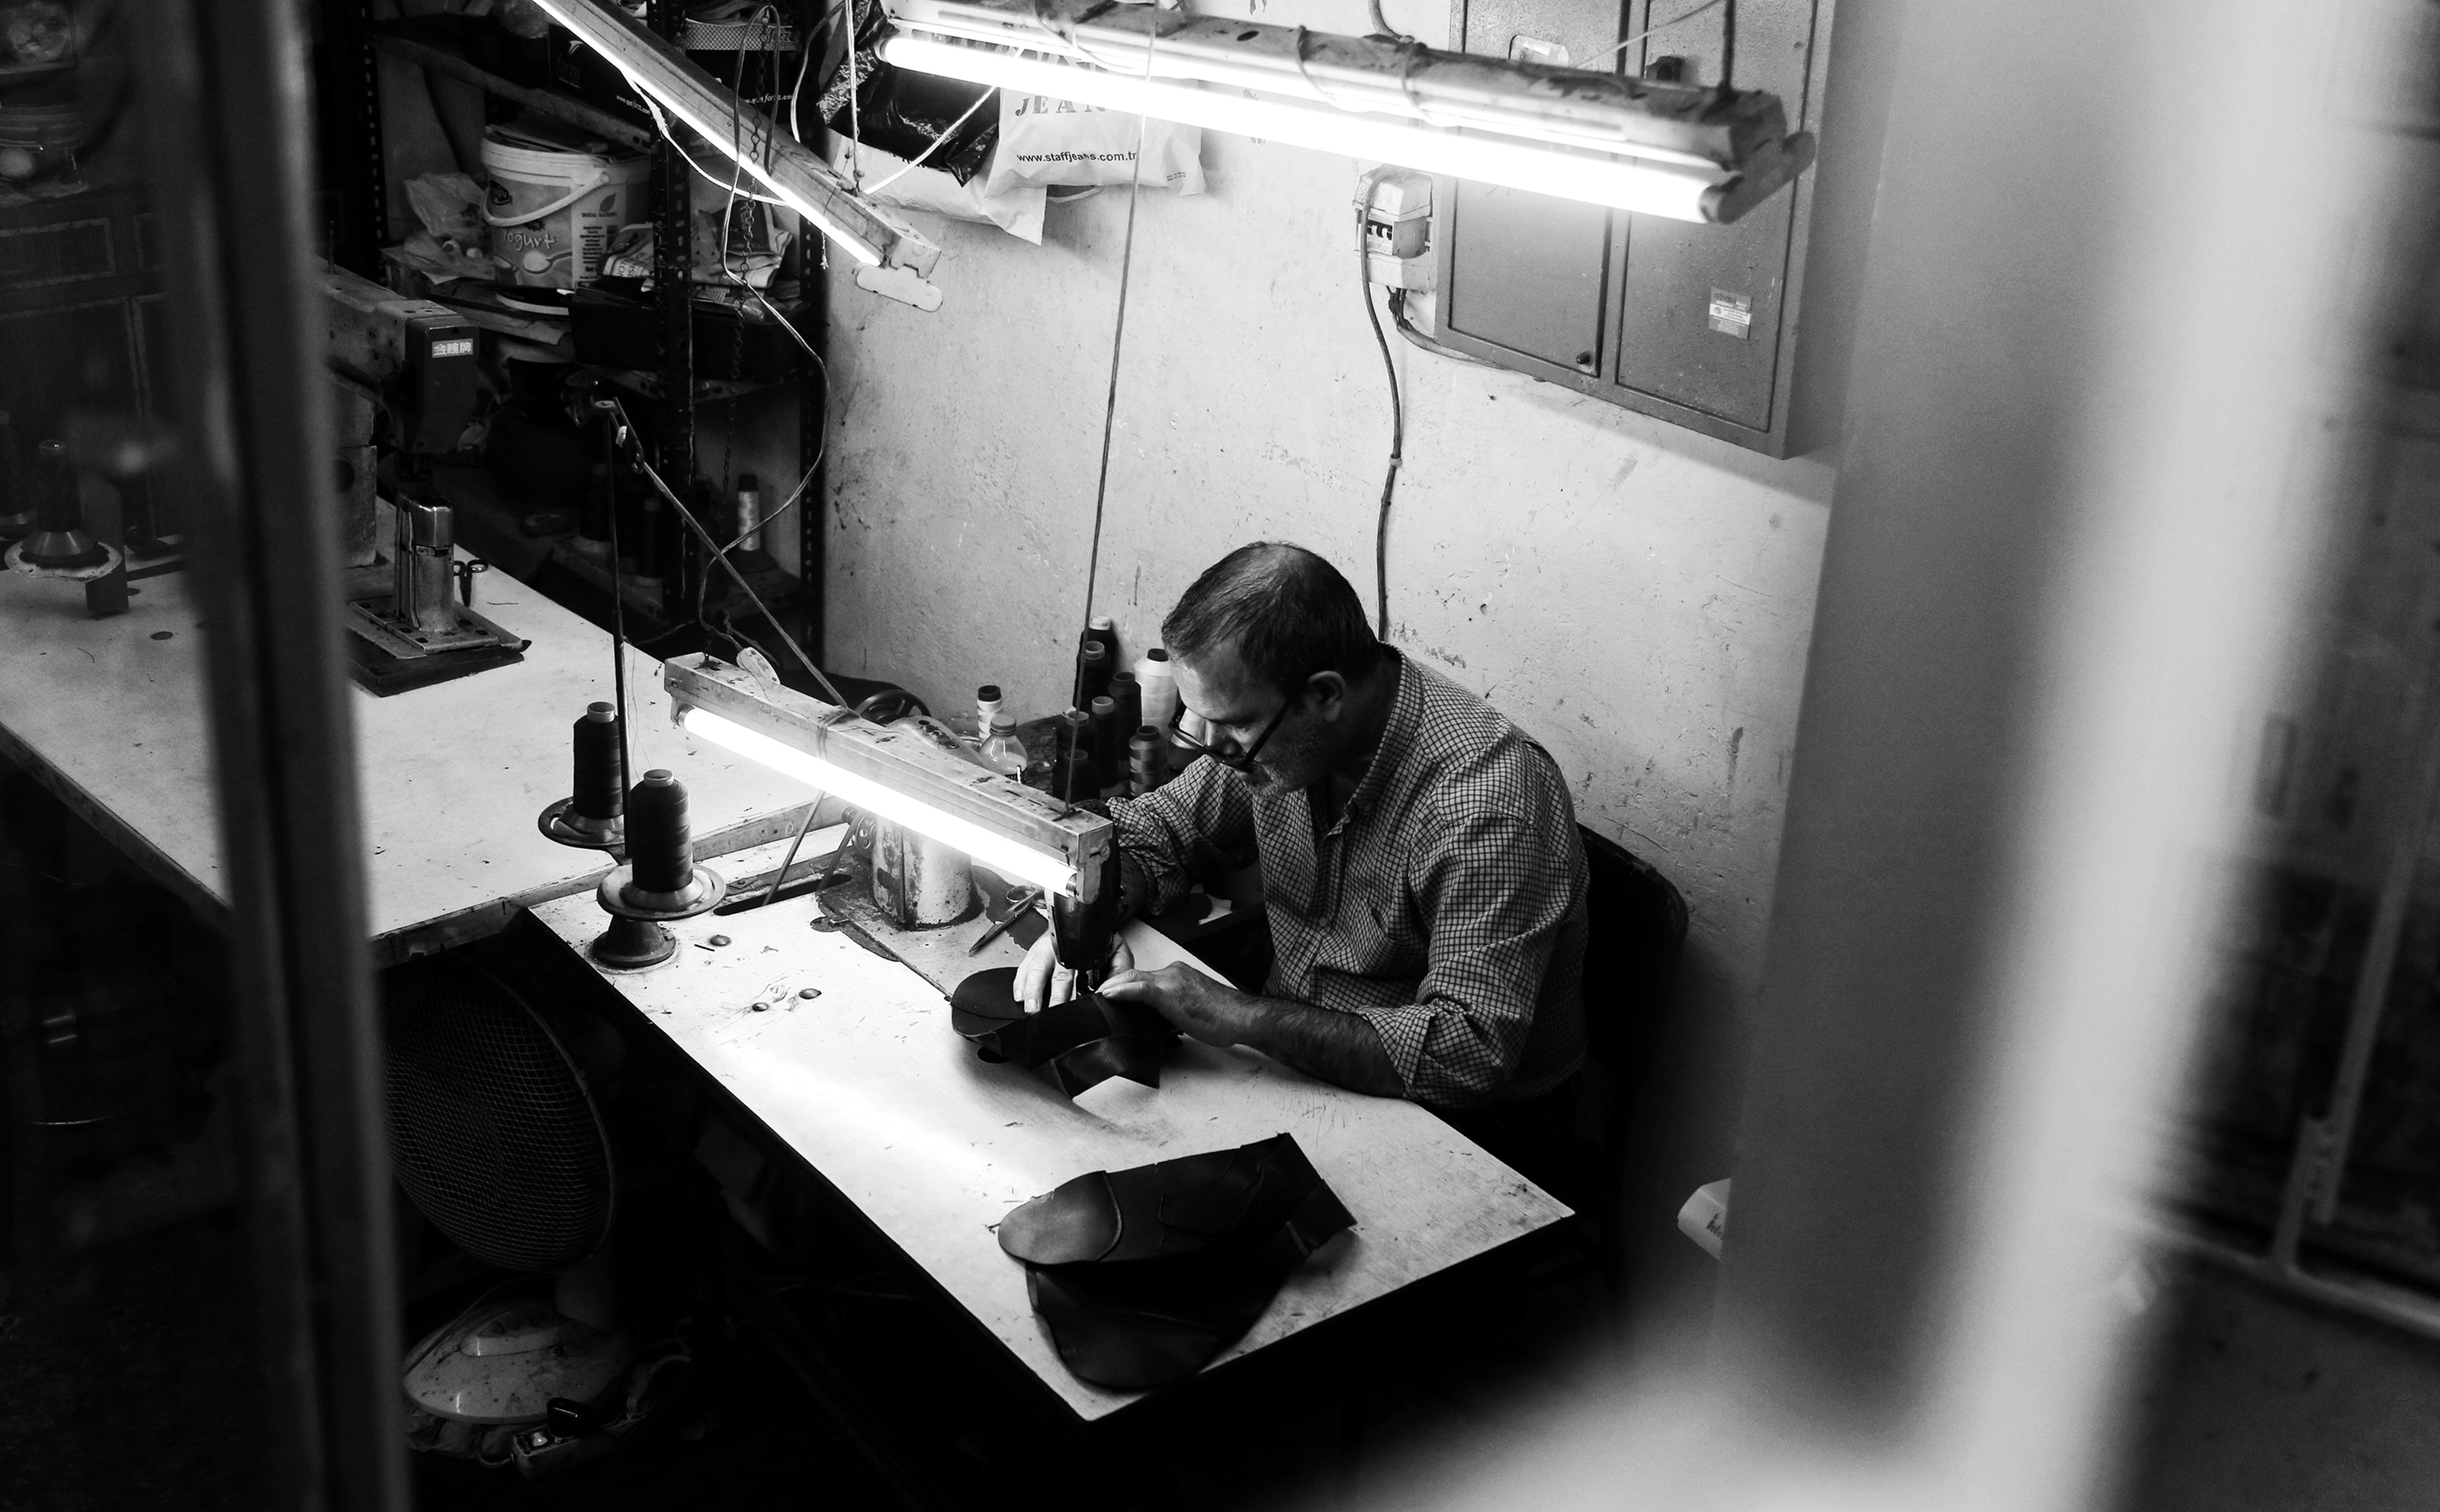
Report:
949,968,1176,1096
997,1134,1355,1390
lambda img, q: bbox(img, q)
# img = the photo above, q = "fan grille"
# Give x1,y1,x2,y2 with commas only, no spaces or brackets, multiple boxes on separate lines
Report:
380,958,614,1272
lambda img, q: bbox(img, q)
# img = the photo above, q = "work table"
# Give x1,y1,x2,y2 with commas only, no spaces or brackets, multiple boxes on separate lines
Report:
0,561,813,961
529,831,1575,1423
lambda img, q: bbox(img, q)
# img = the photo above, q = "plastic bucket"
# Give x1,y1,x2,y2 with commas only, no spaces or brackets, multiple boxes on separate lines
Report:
480,124,649,289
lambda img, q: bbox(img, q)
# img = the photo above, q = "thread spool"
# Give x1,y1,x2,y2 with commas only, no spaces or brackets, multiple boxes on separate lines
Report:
625,769,693,894
1135,647,1177,734
1076,641,1112,707
1128,725,1162,795
1090,695,1122,791
591,767,725,969
1108,670,1141,750
573,705,623,818
1059,705,1092,769
1058,747,1100,804
538,701,628,848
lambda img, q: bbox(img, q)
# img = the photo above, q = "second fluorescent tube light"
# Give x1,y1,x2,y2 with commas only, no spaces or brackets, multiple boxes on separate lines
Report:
522,0,942,275
882,0,1815,223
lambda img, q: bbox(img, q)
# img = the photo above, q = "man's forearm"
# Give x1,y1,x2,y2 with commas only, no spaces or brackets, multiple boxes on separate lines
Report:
1236,994,1406,1099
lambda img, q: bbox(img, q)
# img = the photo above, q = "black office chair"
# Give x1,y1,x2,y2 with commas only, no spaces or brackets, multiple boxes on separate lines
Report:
1556,825,1690,1298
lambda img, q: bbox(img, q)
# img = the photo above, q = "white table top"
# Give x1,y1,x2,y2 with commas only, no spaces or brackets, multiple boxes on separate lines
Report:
529,834,1574,1421
0,563,814,961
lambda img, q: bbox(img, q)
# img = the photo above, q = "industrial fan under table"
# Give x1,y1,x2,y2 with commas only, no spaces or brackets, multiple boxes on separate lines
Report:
382,955,650,1469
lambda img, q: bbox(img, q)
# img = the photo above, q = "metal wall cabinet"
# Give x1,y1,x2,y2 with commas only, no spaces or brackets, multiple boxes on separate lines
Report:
1433,0,1836,456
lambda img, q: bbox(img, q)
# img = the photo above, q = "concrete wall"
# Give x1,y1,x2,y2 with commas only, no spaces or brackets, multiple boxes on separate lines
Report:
818,0,1839,1303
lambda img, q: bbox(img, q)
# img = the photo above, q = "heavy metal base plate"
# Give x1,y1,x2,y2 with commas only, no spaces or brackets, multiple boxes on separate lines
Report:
345,597,529,661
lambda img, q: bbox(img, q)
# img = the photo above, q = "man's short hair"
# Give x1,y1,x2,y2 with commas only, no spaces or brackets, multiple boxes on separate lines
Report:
1163,543,1379,694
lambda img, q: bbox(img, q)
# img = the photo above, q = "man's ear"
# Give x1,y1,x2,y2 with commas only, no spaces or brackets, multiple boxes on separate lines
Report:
1307,670,1349,719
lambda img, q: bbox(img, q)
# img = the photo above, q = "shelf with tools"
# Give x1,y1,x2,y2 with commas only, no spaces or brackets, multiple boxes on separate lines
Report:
336,0,831,682
365,16,651,151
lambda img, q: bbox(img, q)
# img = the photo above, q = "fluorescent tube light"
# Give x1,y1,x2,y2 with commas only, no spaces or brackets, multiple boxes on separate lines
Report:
682,708,1080,897
522,0,939,274
880,2,1815,223
887,35,1733,219
661,656,1115,901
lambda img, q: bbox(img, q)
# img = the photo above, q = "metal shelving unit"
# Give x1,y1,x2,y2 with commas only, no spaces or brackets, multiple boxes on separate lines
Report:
332,0,827,666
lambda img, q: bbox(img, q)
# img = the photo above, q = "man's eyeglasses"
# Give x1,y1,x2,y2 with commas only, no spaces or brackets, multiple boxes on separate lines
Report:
1165,680,1304,773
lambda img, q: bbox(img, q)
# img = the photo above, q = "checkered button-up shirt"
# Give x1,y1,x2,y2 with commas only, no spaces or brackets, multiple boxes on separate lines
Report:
1109,650,1588,1109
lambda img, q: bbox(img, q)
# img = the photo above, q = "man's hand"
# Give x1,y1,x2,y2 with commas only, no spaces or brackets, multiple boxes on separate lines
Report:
1013,917,1135,1014
1098,963,1254,1047
1104,968,1410,1099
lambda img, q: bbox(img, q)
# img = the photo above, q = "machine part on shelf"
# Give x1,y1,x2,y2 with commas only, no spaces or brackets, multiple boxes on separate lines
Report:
537,702,628,851
590,769,727,968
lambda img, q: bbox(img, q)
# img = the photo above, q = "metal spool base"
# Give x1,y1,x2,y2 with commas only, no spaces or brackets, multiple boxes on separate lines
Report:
589,862,725,971
538,797,626,852
590,915,679,971
7,538,120,581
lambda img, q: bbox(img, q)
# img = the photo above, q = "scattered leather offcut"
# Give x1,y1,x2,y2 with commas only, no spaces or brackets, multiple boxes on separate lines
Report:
950,966,1176,1097
998,1133,1355,1389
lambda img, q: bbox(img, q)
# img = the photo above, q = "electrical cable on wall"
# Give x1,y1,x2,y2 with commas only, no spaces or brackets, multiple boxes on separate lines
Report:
1579,0,1728,72
1071,30,1157,707
1355,169,1405,641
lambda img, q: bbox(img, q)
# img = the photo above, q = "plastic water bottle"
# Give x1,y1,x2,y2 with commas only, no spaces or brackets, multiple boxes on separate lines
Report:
981,712,1026,778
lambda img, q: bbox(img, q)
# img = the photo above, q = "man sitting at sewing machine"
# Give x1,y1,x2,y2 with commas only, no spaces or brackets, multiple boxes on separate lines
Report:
1019,541,1590,1177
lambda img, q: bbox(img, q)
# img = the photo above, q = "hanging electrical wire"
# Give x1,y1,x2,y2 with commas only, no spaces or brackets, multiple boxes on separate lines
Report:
1071,29,1157,706
1353,171,1405,642
1578,0,1729,72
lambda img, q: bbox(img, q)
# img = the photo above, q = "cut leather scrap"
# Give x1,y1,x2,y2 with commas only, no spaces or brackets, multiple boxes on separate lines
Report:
949,966,1176,1096
997,1134,1355,1389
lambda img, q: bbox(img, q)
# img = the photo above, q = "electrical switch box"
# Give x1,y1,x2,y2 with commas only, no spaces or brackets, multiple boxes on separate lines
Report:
1431,0,1846,455
1360,171,1437,291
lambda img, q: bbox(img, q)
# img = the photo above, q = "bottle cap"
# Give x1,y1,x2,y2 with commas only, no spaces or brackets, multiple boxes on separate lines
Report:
978,683,1002,701
1080,644,1108,665
1147,647,1169,663
1090,695,1115,717
990,712,1017,734
1089,615,1115,632
1110,671,1138,692
585,702,617,722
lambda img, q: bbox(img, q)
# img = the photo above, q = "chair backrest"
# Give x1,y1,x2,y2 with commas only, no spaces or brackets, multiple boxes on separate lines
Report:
1576,825,1689,1090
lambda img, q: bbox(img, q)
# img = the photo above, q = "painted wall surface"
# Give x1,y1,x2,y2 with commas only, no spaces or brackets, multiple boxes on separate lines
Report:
818,0,1835,1304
